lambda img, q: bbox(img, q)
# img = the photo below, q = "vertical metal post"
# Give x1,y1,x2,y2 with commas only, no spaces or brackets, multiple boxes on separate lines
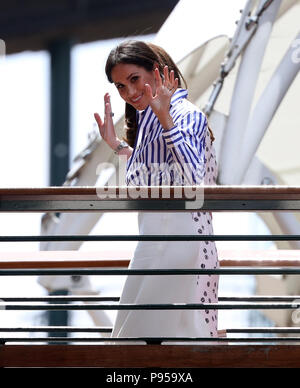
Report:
49,39,72,185
48,38,73,338
47,289,69,341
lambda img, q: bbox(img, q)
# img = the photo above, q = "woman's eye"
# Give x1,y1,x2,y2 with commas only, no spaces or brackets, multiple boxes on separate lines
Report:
131,76,139,82
116,84,124,90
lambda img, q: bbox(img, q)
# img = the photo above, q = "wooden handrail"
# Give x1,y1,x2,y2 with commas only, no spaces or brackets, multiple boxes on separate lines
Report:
1,185,300,200
0,249,299,269
1,344,300,368
1,259,300,269
1,186,300,212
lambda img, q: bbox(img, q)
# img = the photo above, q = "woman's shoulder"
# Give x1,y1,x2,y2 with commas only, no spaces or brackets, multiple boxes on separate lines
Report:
171,89,206,117
183,98,205,116
175,98,207,125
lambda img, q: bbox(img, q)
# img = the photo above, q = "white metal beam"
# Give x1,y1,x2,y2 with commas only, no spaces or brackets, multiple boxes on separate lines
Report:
235,32,300,183
218,0,282,184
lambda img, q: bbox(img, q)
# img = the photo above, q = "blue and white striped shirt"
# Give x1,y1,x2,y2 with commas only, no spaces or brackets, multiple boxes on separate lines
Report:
126,88,208,186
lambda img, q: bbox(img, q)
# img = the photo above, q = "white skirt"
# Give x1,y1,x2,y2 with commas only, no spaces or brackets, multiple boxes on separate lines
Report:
111,211,219,339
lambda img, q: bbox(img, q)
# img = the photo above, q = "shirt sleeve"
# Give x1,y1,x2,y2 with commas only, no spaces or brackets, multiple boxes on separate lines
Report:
161,110,207,185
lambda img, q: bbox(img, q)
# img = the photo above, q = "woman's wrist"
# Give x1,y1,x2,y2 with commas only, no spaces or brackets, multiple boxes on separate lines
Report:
158,113,174,130
109,138,121,150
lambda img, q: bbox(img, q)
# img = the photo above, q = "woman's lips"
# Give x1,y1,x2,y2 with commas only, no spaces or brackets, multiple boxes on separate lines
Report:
131,94,142,104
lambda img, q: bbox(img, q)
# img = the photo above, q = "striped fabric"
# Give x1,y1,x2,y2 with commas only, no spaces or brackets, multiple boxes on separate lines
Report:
126,88,208,186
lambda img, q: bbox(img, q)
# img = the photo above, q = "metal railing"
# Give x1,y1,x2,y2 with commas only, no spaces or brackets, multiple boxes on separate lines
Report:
1,186,300,367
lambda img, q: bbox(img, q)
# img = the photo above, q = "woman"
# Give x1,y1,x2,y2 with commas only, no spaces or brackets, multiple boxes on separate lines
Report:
94,40,219,339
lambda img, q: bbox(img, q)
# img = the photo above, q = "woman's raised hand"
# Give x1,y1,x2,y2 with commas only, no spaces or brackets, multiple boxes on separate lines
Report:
145,65,178,120
94,93,119,149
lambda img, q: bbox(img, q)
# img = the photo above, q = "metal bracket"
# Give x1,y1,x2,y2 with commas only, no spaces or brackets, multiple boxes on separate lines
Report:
203,0,275,116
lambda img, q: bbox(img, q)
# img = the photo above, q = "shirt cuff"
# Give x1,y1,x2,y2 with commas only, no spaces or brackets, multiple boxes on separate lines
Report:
162,124,184,147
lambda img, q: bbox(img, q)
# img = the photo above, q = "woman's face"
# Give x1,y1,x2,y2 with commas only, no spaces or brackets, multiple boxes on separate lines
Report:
111,63,156,110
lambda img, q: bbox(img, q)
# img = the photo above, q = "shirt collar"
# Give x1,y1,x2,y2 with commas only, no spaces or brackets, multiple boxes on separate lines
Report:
136,104,150,125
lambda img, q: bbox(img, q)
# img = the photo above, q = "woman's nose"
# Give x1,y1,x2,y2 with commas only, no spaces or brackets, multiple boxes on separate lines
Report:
127,84,136,98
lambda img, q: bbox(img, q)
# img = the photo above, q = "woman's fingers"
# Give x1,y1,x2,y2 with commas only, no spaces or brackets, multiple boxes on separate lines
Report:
154,67,163,88
162,66,177,92
94,112,103,127
94,93,113,140
94,112,106,139
145,83,154,99
105,102,112,119
163,65,170,84
170,70,175,85
94,92,119,148
104,92,110,104
104,93,113,118
154,66,178,95
174,77,179,90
